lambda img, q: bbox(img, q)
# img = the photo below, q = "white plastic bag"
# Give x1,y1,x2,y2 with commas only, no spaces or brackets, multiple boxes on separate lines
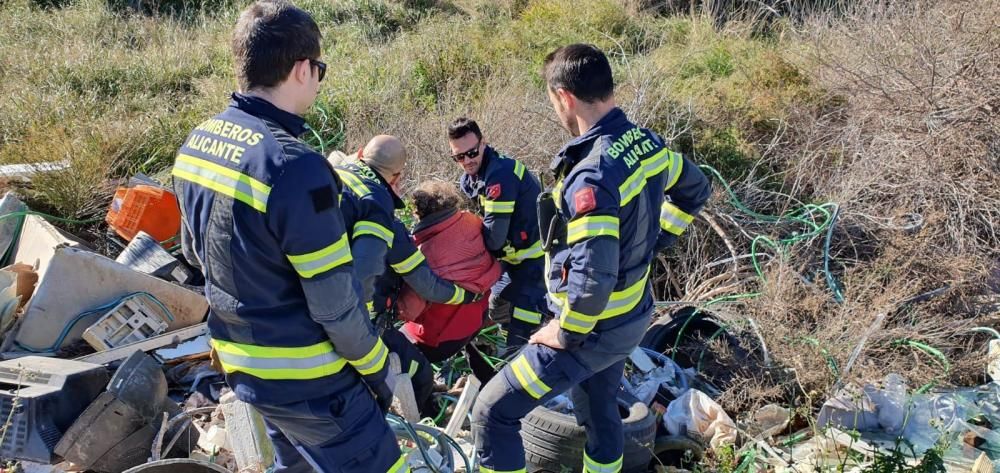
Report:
664,389,737,450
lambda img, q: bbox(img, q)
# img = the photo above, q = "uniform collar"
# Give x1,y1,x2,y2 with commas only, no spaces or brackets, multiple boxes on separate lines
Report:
549,107,628,176
230,93,308,137
356,158,405,209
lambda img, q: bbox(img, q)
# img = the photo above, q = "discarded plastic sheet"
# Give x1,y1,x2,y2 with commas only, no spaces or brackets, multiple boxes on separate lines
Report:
754,404,792,438
116,231,193,283
83,293,173,351
77,323,208,365
664,389,737,450
816,385,879,432
988,340,1000,382
8,214,86,283
13,247,207,353
153,333,210,362
0,161,70,182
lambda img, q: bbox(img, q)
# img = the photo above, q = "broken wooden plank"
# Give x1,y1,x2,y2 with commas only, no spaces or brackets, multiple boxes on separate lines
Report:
76,323,208,365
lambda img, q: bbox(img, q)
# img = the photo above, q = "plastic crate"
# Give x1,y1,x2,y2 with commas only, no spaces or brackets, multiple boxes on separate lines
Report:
105,185,180,244
82,293,172,351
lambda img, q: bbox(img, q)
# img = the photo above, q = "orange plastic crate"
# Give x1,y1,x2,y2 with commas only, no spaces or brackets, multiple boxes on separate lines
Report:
106,185,180,245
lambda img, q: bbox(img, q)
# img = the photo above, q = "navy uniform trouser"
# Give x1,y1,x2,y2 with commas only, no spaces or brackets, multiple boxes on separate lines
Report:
251,374,408,473
490,259,548,350
471,310,650,473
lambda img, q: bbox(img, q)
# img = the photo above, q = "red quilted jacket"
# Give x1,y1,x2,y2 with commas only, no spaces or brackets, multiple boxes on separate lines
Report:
398,210,501,347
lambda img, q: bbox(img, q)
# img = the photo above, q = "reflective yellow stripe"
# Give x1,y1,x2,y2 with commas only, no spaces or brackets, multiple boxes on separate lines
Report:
390,249,425,274
660,202,694,236
567,215,620,244
407,360,420,377
552,267,650,334
348,338,388,375
353,220,393,246
211,339,346,380
172,153,271,212
482,199,515,214
386,452,410,473
513,160,526,180
445,285,467,304
512,306,542,324
584,452,623,473
287,233,353,278
510,355,551,399
499,240,544,264
618,165,647,207
663,150,685,191
335,169,370,196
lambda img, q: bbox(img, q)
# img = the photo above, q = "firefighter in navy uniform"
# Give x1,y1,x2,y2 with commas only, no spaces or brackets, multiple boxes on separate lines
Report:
450,118,547,352
329,136,479,417
173,3,407,472
471,44,713,473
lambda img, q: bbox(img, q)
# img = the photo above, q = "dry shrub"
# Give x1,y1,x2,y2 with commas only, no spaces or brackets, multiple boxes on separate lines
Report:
677,0,1000,414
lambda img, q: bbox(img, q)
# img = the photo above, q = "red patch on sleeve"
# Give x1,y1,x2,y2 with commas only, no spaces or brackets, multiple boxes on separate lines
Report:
487,183,502,200
574,187,597,214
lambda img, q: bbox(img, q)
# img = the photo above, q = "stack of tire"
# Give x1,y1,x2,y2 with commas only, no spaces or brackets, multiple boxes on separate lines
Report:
521,391,656,473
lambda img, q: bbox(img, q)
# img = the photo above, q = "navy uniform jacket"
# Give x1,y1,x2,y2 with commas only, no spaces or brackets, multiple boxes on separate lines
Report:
460,147,544,265
174,93,389,405
546,108,712,348
333,159,468,308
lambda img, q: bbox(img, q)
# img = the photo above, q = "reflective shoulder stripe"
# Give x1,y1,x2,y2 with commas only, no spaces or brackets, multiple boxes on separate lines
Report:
499,240,544,264
173,153,271,213
407,360,420,377
287,233,353,278
211,339,346,380
353,220,394,246
335,169,370,197
512,306,542,324
482,199,515,214
584,452,623,473
348,338,388,376
567,215,620,244
391,249,426,274
509,355,552,399
618,165,647,207
513,160,526,180
660,201,695,236
445,285,467,305
664,150,685,191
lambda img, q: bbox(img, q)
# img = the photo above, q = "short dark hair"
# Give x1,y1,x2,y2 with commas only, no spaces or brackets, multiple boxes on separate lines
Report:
542,44,614,103
231,1,321,92
447,117,482,141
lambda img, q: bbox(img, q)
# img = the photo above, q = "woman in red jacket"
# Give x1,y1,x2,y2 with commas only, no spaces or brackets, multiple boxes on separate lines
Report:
397,180,501,382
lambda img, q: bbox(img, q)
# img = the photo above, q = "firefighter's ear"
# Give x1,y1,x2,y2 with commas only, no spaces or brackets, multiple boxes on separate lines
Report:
554,87,576,111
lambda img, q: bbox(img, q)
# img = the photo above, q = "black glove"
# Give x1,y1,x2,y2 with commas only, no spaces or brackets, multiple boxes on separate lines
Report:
368,378,394,414
461,289,483,304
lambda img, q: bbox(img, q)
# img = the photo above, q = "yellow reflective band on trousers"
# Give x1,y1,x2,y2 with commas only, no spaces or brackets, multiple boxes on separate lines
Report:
353,220,394,246
348,338,388,376
445,285,467,304
584,452,623,473
211,339,346,380
499,240,544,264
480,467,526,473
510,355,551,399
567,215,620,244
335,169,371,197
387,452,411,473
287,233,353,278
513,160,526,180
552,267,650,334
480,196,515,214
660,202,694,236
391,249,425,274
512,306,542,324
172,153,271,213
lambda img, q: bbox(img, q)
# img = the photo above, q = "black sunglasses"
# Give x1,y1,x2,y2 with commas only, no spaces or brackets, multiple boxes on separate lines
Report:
451,140,481,162
305,58,327,82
